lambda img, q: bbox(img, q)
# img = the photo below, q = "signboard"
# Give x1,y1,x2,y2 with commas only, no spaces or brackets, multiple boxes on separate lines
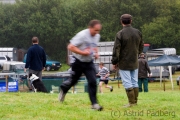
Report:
0,82,6,92
0,81,18,92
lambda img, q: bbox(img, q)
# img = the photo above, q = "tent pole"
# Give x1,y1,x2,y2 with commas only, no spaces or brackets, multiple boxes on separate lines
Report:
168,66,173,90
160,66,162,87
118,79,120,88
163,77,165,91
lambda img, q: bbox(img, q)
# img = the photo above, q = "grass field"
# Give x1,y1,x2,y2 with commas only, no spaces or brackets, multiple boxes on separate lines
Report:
0,72,180,120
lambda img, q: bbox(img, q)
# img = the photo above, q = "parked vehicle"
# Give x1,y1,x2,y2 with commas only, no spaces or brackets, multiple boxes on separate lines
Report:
176,55,180,71
0,55,11,70
45,55,62,71
146,48,176,59
23,54,61,71
0,47,18,61
2,61,25,73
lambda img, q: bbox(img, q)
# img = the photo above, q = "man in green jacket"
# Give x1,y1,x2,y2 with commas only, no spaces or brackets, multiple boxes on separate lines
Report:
111,14,144,107
138,53,151,92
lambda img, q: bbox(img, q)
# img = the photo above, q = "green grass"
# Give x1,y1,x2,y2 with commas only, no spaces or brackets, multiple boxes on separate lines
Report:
1,72,180,120
59,63,70,72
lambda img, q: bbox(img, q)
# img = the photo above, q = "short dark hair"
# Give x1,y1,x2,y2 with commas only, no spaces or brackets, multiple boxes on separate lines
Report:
120,14,132,25
121,19,131,25
32,37,39,43
99,62,104,66
88,19,101,27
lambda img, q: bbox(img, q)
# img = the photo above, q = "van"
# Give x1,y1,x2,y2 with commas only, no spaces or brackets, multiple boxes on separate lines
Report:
0,55,11,69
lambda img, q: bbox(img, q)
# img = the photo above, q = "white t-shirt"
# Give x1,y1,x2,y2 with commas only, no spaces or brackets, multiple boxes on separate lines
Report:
70,29,100,62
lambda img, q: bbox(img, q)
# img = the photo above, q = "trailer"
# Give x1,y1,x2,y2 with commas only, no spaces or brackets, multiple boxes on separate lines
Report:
94,42,114,72
146,48,176,60
146,48,177,76
0,47,18,61
67,42,150,72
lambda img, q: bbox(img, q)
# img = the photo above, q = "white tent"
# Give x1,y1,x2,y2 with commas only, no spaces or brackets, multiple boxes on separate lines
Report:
159,66,173,89
148,55,180,90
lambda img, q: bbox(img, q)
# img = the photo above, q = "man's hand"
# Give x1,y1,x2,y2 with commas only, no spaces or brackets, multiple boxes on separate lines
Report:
68,43,91,56
94,53,99,59
24,68,27,73
82,48,91,56
112,65,117,70
93,47,99,59
148,73,152,77
42,67,45,71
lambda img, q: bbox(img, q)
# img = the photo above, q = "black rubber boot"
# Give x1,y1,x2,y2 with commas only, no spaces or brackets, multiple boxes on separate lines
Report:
123,88,136,107
133,87,139,105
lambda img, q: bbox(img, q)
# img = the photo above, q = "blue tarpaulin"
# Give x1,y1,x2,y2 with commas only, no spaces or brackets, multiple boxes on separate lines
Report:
147,54,180,90
148,54,180,66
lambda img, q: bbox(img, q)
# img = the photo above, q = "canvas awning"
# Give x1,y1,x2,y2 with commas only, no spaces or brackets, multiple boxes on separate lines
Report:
148,54,180,90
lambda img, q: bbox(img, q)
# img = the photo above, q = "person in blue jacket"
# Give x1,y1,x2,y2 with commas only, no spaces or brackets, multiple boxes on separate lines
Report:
24,37,46,91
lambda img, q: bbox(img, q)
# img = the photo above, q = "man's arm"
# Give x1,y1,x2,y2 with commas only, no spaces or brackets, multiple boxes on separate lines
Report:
24,50,31,72
145,61,151,77
67,43,90,56
111,33,121,66
93,47,99,59
42,50,46,70
25,53,30,69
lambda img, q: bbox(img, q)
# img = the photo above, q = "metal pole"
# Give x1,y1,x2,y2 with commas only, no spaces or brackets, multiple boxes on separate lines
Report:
163,78,165,91
6,75,8,92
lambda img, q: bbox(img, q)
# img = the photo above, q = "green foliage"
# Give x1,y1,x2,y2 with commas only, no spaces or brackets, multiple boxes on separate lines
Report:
0,0,180,63
142,0,180,50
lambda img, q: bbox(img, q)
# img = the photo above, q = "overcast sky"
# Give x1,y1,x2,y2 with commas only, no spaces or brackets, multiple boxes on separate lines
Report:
0,0,16,4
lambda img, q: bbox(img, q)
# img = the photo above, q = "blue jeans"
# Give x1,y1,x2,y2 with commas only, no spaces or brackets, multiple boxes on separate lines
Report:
119,69,138,89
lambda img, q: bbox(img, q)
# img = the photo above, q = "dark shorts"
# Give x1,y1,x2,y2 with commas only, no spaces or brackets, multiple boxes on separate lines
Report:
100,80,109,84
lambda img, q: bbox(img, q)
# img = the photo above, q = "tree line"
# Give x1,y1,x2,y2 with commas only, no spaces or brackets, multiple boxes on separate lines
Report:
0,0,180,63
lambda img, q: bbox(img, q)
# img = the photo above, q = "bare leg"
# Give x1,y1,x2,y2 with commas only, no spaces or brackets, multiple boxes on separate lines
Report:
105,84,113,92
99,81,103,93
105,84,111,89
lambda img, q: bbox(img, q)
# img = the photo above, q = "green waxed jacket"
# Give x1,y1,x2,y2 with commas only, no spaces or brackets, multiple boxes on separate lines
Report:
111,25,144,70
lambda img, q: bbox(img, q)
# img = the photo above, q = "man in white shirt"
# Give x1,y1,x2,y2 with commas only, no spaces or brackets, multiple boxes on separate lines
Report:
59,20,103,111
